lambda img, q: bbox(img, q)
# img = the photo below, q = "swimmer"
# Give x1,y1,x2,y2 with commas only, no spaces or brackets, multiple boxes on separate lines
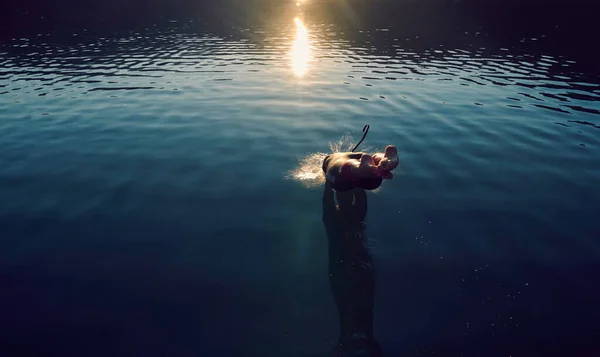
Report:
322,145,399,192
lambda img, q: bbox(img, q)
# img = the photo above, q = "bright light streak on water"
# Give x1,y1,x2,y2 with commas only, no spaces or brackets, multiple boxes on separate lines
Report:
291,17,310,77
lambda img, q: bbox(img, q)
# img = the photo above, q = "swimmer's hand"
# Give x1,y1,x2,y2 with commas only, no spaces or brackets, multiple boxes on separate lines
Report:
373,145,398,179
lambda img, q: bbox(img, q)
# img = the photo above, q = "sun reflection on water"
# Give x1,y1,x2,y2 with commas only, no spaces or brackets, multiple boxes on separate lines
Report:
291,17,310,77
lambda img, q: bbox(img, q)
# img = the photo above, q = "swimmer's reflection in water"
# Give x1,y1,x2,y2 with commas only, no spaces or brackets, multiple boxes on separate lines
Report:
321,146,397,356
322,184,382,357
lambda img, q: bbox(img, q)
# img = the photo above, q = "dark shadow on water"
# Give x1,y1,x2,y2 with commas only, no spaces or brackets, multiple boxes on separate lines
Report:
0,213,332,357
0,214,242,356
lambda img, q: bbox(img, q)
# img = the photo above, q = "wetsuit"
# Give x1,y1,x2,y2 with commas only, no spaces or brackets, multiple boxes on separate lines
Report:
322,153,383,192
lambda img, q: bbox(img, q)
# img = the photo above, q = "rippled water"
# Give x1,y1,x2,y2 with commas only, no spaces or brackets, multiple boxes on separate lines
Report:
1,6,600,357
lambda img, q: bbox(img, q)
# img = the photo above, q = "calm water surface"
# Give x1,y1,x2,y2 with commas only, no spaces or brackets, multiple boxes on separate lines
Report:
1,4,600,357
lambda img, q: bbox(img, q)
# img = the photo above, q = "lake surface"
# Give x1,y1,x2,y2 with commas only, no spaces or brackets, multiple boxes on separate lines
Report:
1,2,599,356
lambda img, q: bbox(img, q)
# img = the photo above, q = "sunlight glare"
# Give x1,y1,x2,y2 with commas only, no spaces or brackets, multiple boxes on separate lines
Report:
291,17,310,78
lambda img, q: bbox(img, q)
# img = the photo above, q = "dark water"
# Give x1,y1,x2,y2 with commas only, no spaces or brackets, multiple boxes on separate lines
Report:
1,1,600,356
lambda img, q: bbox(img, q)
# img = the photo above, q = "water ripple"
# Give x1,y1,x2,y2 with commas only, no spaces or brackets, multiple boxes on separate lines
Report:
1,18,599,299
